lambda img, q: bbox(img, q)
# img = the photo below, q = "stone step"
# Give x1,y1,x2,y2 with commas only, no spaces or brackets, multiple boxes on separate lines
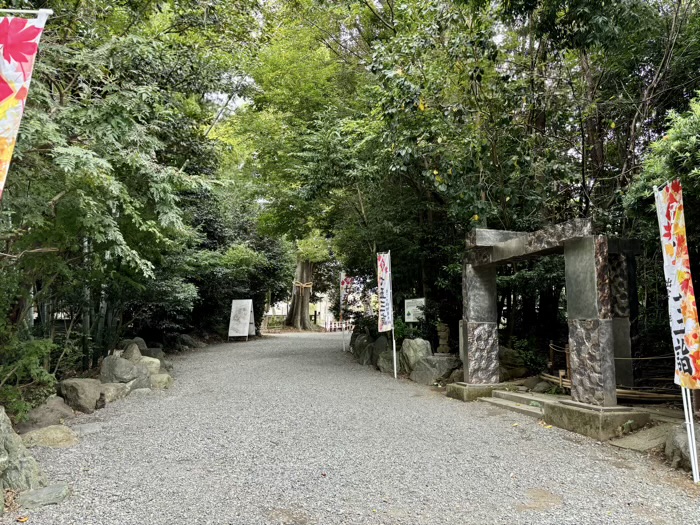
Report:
478,397,544,418
492,389,559,407
610,423,676,452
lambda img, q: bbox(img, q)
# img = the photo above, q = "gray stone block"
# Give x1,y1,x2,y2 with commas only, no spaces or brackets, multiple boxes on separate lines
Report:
612,317,633,388
446,382,522,402
463,264,497,322
564,236,599,320
543,402,649,441
467,229,528,247
471,218,593,267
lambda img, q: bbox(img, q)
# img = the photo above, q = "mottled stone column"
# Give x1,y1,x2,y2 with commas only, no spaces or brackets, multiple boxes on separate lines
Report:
564,236,617,406
463,262,499,384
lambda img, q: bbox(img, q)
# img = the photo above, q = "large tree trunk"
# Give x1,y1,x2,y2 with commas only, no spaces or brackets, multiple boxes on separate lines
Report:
285,259,314,330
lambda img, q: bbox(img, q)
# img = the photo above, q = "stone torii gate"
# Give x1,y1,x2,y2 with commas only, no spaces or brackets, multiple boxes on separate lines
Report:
457,219,640,408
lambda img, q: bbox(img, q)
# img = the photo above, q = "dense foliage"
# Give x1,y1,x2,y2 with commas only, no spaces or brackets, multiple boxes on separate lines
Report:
1,0,699,416
0,0,293,418
228,0,700,354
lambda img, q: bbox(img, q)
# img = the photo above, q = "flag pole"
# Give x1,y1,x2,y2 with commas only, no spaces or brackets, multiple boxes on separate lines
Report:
688,391,700,482
340,303,345,352
682,387,700,482
340,273,346,352
0,9,53,15
392,326,397,379
389,250,397,379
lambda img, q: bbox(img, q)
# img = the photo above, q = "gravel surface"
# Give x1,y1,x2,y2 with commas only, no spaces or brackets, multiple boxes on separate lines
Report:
13,332,700,524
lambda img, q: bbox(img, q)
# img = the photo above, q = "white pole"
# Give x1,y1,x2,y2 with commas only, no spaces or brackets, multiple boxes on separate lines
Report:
0,9,53,15
682,388,700,482
687,388,699,483
689,392,700,483
687,390,700,483
342,322,346,352
392,327,397,379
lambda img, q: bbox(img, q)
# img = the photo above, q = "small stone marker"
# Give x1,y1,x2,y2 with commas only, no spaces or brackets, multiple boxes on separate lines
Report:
18,482,71,509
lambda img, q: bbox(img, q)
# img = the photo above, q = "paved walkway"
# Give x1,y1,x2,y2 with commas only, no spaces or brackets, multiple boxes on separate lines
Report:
21,333,699,524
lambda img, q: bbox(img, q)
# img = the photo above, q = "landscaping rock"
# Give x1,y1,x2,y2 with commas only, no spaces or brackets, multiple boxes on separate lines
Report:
349,331,359,350
498,346,530,380
370,335,389,367
100,383,129,403
129,388,153,397
71,423,104,437
0,407,46,491
522,376,541,390
357,344,373,366
498,346,530,381
448,368,464,384
138,356,161,375
101,355,139,384
150,373,174,389
177,334,205,349
18,482,70,509
132,337,148,351
21,425,78,449
140,348,171,371
409,355,461,385
377,350,395,374
141,347,166,360
125,363,151,392
532,381,552,394
14,396,74,435
400,338,432,372
500,366,529,381
122,343,142,362
665,424,700,471
59,378,101,414
499,346,525,368
352,334,373,358
118,339,133,349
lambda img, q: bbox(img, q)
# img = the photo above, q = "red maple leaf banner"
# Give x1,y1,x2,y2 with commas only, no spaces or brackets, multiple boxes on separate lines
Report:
0,11,50,200
0,17,42,66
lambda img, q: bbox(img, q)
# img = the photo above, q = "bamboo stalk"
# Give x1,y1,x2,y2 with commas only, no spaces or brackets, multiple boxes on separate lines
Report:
539,373,682,401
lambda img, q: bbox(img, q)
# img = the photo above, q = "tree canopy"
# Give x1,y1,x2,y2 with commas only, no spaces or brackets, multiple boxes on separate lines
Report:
1,0,699,416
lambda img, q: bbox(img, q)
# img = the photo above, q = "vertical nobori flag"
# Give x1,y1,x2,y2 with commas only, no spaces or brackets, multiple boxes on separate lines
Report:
0,10,50,199
655,180,700,388
377,252,394,332
340,272,354,310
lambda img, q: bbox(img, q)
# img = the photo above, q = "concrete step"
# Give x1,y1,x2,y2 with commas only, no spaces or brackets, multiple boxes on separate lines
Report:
610,423,675,452
492,389,560,407
478,396,544,418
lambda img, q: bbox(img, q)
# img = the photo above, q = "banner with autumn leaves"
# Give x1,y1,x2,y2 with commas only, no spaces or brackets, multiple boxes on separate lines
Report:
0,13,48,199
655,180,700,389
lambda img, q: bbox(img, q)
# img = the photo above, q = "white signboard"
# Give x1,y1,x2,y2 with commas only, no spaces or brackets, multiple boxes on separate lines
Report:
228,299,256,340
405,298,425,323
377,252,393,332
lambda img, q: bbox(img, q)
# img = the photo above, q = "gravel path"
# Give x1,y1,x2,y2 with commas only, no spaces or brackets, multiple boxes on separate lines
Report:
15,332,700,524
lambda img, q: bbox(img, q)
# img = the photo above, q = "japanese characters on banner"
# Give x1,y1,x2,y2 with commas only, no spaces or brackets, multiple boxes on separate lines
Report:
377,252,393,332
654,180,700,389
0,12,50,199
340,272,354,310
